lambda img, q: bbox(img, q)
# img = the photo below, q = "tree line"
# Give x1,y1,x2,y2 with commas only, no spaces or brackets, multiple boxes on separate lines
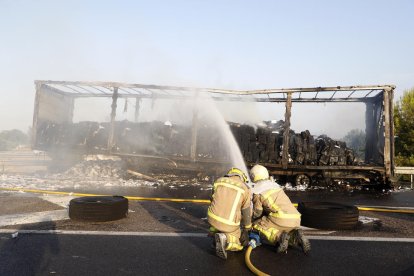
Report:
394,87,414,166
0,129,29,150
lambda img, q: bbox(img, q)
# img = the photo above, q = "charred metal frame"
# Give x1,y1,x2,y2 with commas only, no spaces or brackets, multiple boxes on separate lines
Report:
32,81,396,183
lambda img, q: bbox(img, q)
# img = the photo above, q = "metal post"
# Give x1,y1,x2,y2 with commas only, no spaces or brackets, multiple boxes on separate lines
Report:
68,97,75,123
107,87,119,151
282,92,292,169
364,102,374,163
190,93,199,161
383,88,392,177
411,174,413,189
389,88,395,177
134,97,140,122
31,83,41,148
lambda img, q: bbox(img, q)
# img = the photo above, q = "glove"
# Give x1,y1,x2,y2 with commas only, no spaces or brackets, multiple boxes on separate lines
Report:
240,228,250,246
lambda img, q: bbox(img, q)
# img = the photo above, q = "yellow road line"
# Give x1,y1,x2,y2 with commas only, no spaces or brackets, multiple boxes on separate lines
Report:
0,187,105,197
356,207,414,214
0,187,211,204
1,187,414,213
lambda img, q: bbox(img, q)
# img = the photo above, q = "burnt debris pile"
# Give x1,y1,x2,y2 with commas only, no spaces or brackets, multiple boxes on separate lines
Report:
36,120,356,166
36,120,229,159
61,156,126,178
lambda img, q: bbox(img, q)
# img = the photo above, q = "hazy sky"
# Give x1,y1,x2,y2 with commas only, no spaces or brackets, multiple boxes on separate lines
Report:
1,0,413,137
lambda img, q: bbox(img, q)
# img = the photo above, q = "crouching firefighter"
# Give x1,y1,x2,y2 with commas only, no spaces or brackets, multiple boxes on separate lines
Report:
249,164,311,254
207,167,252,260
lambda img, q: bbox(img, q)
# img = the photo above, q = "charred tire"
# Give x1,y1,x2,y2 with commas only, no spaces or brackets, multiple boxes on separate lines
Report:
298,202,359,230
69,196,128,222
295,174,311,187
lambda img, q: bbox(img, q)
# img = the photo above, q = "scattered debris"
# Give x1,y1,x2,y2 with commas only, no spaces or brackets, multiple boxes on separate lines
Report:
61,159,126,178
359,216,380,224
373,220,383,230
127,169,157,182
358,216,383,231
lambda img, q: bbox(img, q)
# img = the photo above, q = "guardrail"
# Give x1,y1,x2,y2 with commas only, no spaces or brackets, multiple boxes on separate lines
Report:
395,167,414,188
0,150,50,174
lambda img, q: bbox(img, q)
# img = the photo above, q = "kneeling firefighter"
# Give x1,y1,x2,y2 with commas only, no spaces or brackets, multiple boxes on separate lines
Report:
250,164,311,254
207,167,252,260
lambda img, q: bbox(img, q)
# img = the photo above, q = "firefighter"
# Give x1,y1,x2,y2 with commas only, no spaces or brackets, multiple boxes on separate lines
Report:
249,164,311,254
207,167,252,260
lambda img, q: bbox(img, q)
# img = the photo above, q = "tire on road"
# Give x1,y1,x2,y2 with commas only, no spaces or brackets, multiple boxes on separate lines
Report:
69,196,128,222
298,201,359,230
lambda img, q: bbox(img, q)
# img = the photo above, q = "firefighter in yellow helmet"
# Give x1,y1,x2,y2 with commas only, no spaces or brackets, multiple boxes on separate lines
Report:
250,164,311,254
207,167,252,260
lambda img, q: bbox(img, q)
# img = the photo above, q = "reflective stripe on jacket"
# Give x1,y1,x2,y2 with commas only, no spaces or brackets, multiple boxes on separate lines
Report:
207,176,251,232
252,179,300,228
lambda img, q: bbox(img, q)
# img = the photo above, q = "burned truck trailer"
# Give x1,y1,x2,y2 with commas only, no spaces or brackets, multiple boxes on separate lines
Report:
31,81,396,186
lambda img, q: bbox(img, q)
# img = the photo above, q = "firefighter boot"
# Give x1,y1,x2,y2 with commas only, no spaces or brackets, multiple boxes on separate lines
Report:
276,231,290,253
215,233,228,260
291,229,311,254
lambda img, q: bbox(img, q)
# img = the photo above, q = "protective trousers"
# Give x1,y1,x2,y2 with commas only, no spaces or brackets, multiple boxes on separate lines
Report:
253,216,296,245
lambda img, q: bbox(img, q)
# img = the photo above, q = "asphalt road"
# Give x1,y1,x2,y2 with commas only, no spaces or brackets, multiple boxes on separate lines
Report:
0,233,413,276
1,180,413,276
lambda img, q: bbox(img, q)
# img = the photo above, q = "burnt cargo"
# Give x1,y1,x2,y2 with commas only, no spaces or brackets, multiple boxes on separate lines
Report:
31,81,396,187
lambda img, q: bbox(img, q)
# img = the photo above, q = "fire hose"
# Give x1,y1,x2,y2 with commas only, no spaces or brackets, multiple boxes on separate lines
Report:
245,232,270,276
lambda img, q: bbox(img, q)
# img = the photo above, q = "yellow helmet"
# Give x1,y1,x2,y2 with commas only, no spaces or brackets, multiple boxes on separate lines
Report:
226,167,248,183
250,165,269,182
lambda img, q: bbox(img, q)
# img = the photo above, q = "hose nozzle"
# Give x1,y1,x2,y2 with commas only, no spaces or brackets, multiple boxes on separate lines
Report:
249,239,257,249
248,232,261,248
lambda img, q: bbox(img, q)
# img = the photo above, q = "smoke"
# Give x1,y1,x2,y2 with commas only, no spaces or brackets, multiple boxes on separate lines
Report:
73,98,114,122
214,101,266,126
61,88,365,182
194,94,250,179
70,91,250,178
289,102,365,139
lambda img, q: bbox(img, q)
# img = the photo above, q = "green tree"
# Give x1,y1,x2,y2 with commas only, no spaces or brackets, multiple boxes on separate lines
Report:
0,129,28,150
342,129,365,160
394,87,414,166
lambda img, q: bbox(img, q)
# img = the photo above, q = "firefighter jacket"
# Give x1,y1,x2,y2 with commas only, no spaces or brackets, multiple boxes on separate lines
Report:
207,176,252,233
252,179,301,228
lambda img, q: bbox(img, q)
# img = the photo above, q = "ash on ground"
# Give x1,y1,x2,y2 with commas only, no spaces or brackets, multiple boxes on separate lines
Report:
0,155,211,192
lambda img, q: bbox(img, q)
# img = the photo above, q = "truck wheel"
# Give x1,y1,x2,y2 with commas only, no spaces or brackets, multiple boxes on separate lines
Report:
298,201,359,230
295,174,311,187
69,196,128,222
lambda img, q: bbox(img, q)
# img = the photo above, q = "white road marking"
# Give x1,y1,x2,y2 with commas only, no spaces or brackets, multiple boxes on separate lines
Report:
40,195,73,208
0,229,413,242
307,235,414,242
0,229,207,237
300,226,336,235
0,210,68,227
302,230,336,235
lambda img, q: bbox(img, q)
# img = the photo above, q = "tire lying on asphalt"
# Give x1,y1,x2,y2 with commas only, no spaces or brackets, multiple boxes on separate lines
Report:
69,196,128,222
298,201,359,230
